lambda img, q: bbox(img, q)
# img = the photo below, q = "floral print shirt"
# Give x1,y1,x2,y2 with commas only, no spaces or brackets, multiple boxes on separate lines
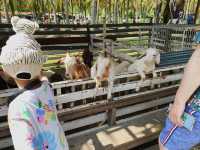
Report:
8,81,69,150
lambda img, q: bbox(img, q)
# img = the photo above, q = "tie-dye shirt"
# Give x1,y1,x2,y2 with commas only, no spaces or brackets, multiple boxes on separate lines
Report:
8,81,69,150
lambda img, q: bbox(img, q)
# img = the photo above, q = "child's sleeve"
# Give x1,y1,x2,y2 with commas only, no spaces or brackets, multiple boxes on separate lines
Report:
8,102,35,150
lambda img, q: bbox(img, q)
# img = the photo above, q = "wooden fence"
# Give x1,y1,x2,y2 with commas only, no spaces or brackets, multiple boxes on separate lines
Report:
0,49,193,149
0,22,197,149
0,23,197,51
0,64,184,149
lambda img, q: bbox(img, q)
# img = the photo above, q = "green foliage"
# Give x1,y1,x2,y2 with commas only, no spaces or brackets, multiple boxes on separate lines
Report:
0,0,200,23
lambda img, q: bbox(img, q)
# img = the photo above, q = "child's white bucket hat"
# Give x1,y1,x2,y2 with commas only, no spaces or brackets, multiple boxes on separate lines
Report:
0,16,47,80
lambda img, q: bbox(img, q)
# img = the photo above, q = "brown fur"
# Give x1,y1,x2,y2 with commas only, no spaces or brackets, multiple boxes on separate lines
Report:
102,62,111,80
58,53,90,80
69,63,90,80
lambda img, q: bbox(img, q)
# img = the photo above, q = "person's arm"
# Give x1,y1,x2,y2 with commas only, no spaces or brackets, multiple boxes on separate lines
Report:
169,49,200,126
175,49,200,104
8,103,35,150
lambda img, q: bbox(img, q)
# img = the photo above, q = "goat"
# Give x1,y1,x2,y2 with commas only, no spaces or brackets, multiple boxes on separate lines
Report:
42,70,65,83
128,48,160,91
58,53,90,80
91,53,130,99
0,70,17,90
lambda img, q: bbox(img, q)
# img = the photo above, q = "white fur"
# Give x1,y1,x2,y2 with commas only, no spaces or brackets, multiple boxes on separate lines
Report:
91,56,130,81
113,61,130,75
63,54,77,75
91,54,130,99
128,48,160,91
91,55,130,87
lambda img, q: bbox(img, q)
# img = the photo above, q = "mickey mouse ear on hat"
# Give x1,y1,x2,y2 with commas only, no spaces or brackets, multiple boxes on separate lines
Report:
11,16,39,35
11,16,20,27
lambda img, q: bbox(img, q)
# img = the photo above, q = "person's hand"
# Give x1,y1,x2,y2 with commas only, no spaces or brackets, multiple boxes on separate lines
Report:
168,101,185,127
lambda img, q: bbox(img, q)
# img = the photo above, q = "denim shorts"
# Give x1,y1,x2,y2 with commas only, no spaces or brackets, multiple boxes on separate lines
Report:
159,105,200,150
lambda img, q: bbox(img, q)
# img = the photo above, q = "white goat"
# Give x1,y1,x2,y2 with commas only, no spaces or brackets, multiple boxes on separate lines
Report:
128,48,160,91
91,54,130,99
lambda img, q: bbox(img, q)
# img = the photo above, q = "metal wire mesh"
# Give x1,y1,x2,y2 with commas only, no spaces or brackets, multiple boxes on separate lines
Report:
150,25,196,51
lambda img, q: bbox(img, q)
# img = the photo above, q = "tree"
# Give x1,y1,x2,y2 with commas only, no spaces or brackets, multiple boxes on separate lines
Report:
108,0,112,23
195,0,200,23
114,0,119,24
3,0,10,23
126,0,130,23
49,0,58,23
64,0,69,23
91,0,98,24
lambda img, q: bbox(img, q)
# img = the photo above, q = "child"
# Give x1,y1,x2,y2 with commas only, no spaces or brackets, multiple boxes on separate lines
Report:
159,47,200,149
0,16,69,150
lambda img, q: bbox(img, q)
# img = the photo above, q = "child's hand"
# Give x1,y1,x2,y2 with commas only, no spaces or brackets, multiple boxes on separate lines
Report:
168,102,185,127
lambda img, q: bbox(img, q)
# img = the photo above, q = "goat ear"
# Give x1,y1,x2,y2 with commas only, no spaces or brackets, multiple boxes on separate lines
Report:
156,53,160,64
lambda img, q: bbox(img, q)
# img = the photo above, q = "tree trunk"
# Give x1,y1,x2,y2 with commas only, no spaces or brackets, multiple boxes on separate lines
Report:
163,0,171,23
49,0,58,24
79,0,83,15
32,10,37,21
84,5,87,18
195,0,200,23
120,3,123,23
64,0,69,24
71,0,74,17
122,0,125,21
159,0,167,22
114,0,119,24
140,0,143,18
126,0,129,23
108,0,112,23
3,0,10,23
91,0,98,24
0,11,2,23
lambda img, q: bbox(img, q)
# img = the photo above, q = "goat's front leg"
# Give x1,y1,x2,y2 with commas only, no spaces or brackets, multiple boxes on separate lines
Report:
153,71,157,78
107,76,113,101
94,79,101,99
151,71,157,89
136,72,145,92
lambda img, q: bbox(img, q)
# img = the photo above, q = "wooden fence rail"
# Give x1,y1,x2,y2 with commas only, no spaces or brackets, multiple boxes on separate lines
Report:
0,63,183,149
0,23,197,51
0,22,197,149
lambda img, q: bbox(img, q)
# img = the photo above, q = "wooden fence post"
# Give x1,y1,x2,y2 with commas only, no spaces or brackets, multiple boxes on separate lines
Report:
87,24,92,50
